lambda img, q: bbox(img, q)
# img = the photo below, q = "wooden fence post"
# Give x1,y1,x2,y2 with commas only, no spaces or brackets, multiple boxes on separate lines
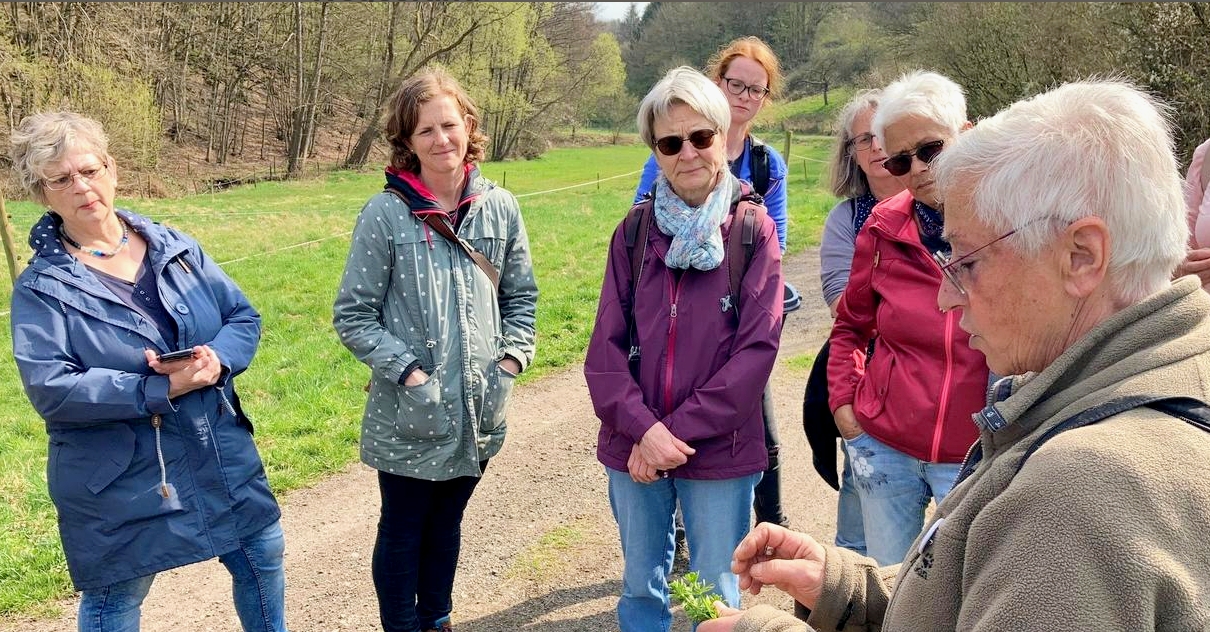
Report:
0,194,26,286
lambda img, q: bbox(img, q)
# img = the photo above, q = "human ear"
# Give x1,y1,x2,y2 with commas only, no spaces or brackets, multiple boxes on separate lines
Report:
1062,217,1110,298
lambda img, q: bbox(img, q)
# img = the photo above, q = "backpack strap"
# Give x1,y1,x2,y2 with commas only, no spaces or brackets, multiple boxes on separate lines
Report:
724,180,768,318
622,195,653,362
749,137,770,197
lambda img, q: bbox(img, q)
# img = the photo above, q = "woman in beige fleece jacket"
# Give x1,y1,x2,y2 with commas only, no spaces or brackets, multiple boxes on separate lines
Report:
700,80,1210,632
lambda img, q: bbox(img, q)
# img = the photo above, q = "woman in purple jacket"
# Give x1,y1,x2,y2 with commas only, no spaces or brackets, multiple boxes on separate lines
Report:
585,66,784,632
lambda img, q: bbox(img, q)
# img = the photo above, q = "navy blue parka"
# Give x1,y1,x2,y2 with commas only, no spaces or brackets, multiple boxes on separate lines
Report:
10,209,280,590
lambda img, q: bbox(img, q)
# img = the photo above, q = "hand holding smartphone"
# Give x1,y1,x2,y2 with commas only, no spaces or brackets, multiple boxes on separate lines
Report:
157,349,196,363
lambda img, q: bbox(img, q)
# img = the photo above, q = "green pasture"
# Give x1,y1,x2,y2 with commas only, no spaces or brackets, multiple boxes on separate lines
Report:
0,137,836,616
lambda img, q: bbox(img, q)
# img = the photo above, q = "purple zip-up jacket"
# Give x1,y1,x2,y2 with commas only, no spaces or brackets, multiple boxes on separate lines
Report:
585,183,783,480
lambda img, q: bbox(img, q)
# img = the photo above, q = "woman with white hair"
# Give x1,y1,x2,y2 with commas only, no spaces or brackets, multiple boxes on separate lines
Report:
699,79,1210,632
585,65,783,631
802,88,905,558
825,70,988,566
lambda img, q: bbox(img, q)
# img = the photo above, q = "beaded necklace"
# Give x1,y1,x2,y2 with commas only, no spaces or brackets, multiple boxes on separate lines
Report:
60,218,129,258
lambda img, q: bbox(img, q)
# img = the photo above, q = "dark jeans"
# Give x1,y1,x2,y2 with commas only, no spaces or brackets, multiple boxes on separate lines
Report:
373,463,487,632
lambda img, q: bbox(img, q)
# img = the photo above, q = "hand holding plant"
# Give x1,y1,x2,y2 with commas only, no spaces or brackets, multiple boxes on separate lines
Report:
669,571,723,622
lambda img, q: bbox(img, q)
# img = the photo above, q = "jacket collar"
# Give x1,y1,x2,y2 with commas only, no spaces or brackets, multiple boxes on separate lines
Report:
384,164,487,223
867,189,926,246
27,209,190,272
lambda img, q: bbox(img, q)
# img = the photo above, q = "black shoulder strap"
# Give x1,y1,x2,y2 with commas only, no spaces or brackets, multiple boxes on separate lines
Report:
623,196,653,362
956,394,1210,487
749,138,770,197
1015,395,1210,475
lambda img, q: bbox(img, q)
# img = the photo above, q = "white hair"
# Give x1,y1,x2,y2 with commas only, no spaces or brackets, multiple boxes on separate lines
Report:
637,66,731,151
872,70,967,141
932,79,1187,303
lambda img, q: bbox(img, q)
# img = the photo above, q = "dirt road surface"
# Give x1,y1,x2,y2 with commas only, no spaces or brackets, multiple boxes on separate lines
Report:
2,246,841,632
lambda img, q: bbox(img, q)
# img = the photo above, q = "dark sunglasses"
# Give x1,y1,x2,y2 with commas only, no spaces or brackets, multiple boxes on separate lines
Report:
884,139,945,176
655,129,717,156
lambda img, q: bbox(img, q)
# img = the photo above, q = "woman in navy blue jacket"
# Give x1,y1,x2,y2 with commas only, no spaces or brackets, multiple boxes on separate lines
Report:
9,112,286,632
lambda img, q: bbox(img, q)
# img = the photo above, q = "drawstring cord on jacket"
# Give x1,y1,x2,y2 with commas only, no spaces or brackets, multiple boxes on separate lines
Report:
151,414,170,499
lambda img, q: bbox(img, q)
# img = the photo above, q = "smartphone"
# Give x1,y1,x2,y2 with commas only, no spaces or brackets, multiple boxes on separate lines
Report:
157,349,196,362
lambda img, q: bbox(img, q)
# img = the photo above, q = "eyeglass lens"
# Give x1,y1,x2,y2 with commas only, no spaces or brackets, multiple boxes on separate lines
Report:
723,77,769,100
44,164,107,190
655,129,717,156
933,250,965,295
849,133,875,152
884,140,945,177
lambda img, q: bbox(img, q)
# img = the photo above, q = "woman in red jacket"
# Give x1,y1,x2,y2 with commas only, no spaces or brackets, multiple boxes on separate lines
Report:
827,70,988,566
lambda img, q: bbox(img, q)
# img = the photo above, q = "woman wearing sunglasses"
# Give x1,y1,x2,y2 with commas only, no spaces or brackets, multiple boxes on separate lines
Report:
802,88,906,559
823,70,989,566
586,66,784,631
635,36,793,544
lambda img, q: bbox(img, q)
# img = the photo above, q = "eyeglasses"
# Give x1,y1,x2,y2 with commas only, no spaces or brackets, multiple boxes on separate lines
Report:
42,163,108,191
654,129,717,156
883,139,945,177
721,77,771,101
933,217,1058,295
847,133,875,152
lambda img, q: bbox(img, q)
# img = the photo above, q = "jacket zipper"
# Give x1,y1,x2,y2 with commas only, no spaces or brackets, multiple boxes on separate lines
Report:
931,309,956,462
662,272,684,417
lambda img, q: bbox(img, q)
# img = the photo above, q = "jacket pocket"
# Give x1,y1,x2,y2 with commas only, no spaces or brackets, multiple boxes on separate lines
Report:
395,372,451,439
479,362,516,434
49,424,138,495
855,350,895,421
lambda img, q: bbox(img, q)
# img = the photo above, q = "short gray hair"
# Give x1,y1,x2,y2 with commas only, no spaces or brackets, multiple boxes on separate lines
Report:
9,111,110,206
829,89,882,199
872,70,966,142
933,79,1186,303
637,66,731,152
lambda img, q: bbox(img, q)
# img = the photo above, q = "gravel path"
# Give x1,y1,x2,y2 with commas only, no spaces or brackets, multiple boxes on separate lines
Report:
1,245,840,632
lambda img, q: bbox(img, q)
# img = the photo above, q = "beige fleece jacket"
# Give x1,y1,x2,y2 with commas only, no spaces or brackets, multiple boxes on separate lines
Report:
738,277,1210,632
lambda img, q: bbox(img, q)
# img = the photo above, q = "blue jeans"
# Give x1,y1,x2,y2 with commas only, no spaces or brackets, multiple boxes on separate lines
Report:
843,433,961,566
606,467,760,632
834,444,867,555
77,520,288,632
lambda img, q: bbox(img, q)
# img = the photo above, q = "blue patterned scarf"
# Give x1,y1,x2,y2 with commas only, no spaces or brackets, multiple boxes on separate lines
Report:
653,173,733,271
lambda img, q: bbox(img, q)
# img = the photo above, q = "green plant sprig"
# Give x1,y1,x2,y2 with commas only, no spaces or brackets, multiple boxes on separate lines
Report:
669,571,723,623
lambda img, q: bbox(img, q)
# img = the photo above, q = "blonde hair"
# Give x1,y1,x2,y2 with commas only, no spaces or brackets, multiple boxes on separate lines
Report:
10,111,110,206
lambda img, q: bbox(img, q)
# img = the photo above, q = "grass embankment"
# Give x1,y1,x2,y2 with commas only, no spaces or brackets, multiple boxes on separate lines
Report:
0,138,835,616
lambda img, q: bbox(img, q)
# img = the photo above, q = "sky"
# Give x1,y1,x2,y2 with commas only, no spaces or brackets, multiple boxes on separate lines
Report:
594,2,649,22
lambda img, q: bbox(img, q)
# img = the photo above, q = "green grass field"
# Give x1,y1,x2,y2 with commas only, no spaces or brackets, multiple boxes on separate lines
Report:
0,137,837,616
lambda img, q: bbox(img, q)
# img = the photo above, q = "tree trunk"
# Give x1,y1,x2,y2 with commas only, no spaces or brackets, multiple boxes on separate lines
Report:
286,2,306,177
345,1,399,168
302,2,330,161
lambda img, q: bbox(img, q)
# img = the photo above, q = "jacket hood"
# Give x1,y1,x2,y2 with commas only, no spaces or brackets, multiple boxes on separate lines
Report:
384,164,486,222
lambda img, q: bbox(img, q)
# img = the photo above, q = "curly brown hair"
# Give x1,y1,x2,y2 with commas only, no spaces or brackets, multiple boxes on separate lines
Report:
384,66,489,173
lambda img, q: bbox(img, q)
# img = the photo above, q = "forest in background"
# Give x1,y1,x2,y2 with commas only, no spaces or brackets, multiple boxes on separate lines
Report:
0,2,1206,197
